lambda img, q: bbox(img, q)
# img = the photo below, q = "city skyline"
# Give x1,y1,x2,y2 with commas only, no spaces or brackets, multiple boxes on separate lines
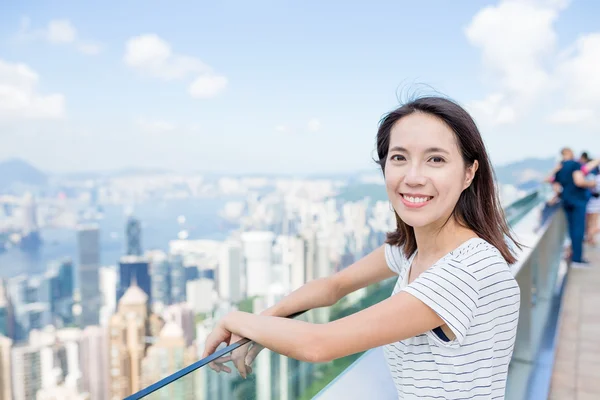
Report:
1,0,599,174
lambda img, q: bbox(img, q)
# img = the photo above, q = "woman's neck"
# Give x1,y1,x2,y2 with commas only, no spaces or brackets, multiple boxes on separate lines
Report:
413,217,478,266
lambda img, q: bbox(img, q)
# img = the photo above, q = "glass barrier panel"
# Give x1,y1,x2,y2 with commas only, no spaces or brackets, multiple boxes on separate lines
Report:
129,189,549,400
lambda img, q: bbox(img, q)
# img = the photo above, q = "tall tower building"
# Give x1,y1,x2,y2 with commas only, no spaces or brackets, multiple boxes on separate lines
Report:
0,280,14,339
241,231,275,297
77,225,101,326
46,259,75,326
19,192,41,251
150,255,170,311
141,321,196,399
125,217,142,256
99,266,118,327
169,255,186,304
80,326,107,400
108,283,152,398
11,344,41,400
117,256,151,306
0,335,12,400
217,240,243,302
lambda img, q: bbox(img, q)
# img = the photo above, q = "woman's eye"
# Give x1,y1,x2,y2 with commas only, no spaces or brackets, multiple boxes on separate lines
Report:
429,156,445,163
391,154,405,161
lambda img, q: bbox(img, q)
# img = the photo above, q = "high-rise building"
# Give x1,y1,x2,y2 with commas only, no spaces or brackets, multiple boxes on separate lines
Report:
0,335,12,400
46,259,75,326
108,283,153,398
217,240,243,302
186,279,215,314
19,192,42,251
141,321,196,398
125,217,142,256
0,280,14,339
7,275,28,340
77,225,101,326
162,304,194,347
150,254,171,310
241,231,275,297
80,326,107,400
11,344,41,400
169,255,186,304
99,266,117,327
117,256,151,305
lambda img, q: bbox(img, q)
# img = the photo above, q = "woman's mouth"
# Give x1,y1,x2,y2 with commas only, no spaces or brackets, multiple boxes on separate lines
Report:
400,194,433,208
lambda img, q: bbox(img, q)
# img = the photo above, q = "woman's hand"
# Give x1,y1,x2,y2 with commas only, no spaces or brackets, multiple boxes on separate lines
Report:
229,335,264,378
201,313,264,379
202,320,234,374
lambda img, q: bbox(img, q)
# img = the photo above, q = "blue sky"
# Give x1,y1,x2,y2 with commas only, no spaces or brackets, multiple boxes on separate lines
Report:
0,0,599,174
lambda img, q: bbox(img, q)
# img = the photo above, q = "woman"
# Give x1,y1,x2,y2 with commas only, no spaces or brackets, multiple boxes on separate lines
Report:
203,96,521,399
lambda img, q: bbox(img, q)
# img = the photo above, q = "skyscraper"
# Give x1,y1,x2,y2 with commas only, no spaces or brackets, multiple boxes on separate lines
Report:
108,284,152,398
217,240,243,302
80,326,107,400
19,192,41,251
150,255,170,310
77,224,101,326
169,255,186,304
11,344,41,400
0,280,14,339
126,216,142,256
46,259,75,326
117,256,151,305
0,335,12,400
241,231,275,297
141,321,196,398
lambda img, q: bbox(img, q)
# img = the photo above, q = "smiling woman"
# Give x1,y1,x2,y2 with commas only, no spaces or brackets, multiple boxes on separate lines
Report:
202,95,521,400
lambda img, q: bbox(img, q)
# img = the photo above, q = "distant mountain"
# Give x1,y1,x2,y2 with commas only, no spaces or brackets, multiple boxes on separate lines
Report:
0,159,47,190
493,157,555,188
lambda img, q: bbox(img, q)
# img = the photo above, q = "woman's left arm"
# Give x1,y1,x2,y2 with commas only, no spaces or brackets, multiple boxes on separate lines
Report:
223,291,444,363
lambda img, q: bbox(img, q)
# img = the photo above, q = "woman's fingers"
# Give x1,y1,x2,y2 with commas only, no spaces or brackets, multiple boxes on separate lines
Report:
245,343,264,366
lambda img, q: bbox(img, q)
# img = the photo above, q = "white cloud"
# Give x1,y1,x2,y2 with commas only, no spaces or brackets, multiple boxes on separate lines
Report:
466,0,600,128
307,118,321,132
468,93,516,126
77,42,103,56
124,34,227,98
135,117,176,134
556,33,600,107
547,108,595,124
189,75,228,98
16,17,102,56
46,19,76,44
275,125,288,133
0,59,66,120
465,0,564,125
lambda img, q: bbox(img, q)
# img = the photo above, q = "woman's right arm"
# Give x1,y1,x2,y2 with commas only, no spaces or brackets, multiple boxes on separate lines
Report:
260,244,396,318
218,245,396,376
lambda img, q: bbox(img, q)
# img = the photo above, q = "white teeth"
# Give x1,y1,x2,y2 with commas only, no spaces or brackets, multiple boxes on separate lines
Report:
403,195,431,203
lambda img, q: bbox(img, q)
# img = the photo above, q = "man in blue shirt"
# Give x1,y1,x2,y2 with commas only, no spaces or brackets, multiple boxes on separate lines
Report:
553,148,599,267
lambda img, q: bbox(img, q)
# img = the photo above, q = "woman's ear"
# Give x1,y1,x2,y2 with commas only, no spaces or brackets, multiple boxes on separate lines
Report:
464,160,479,190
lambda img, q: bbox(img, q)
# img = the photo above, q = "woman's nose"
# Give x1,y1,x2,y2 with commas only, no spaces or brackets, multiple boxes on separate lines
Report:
404,166,427,186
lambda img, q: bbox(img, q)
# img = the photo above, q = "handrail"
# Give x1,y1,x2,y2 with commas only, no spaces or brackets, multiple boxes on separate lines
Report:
124,310,307,400
127,187,546,400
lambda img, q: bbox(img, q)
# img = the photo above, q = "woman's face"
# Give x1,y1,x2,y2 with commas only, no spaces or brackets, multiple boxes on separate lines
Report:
384,112,477,229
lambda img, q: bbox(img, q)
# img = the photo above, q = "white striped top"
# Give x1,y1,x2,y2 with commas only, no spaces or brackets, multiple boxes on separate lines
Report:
383,238,520,399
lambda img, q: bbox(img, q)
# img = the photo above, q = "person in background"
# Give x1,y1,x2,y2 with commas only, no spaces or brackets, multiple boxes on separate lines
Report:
581,152,600,245
552,148,600,267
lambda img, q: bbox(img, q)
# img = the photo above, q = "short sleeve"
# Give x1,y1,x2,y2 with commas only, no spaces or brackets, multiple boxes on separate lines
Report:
402,259,480,346
384,243,405,274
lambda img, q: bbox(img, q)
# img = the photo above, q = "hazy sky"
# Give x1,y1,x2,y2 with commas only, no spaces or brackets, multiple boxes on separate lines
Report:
0,0,598,174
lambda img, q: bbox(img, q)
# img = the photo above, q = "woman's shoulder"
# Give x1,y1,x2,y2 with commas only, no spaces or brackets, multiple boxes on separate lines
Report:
384,242,411,275
446,238,508,274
